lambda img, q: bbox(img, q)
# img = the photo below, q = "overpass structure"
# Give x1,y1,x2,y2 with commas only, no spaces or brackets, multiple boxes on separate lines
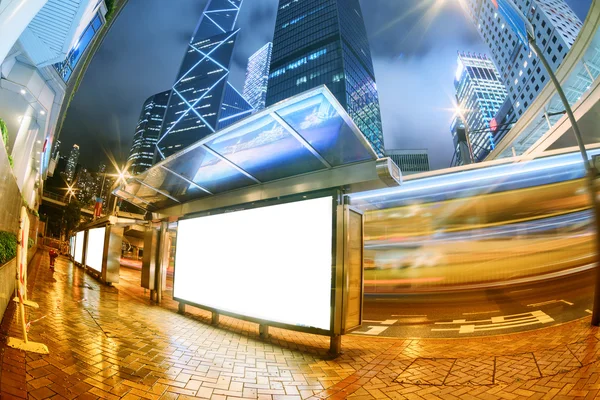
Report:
41,191,95,216
486,0,600,160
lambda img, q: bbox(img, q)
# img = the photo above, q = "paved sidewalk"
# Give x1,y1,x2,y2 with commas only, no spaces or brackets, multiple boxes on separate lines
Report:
2,251,600,399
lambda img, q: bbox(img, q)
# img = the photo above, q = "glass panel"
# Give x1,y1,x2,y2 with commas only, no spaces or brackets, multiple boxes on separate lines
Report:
69,25,95,67
277,93,375,166
162,145,255,194
205,114,325,182
142,166,208,204
92,15,102,31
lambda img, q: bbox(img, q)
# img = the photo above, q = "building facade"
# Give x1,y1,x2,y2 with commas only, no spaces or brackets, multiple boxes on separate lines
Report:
243,42,272,111
453,52,508,162
266,0,385,156
0,0,108,210
65,144,80,183
462,0,583,120
156,0,253,160
385,150,430,175
128,90,170,174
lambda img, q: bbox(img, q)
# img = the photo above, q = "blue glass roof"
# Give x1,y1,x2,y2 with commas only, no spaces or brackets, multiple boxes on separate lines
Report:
115,86,378,210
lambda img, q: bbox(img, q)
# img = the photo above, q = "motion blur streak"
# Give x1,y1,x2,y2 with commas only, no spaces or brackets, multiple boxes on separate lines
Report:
351,148,600,293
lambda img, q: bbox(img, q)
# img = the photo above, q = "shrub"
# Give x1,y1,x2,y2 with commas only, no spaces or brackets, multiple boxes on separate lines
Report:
28,238,34,249
8,154,13,168
0,118,7,147
0,231,17,265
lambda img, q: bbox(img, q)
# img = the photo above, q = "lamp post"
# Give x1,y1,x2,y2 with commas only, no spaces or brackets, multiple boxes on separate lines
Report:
495,0,600,325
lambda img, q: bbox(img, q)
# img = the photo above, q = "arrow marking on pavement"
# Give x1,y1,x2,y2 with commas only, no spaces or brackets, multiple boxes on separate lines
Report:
431,310,554,334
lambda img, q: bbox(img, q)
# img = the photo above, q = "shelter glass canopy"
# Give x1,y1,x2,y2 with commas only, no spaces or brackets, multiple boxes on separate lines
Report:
115,87,378,211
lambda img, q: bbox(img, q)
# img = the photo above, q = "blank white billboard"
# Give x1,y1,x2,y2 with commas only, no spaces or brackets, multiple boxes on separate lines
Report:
75,231,85,264
174,196,333,331
86,227,105,272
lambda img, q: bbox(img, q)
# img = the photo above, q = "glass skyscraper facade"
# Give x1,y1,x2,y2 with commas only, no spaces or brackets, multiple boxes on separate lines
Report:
453,52,508,162
462,0,583,120
243,42,272,111
157,0,253,160
128,90,170,174
65,144,80,182
266,0,384,156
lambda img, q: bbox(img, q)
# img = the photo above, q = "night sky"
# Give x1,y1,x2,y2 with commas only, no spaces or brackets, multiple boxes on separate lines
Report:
59,0,592,172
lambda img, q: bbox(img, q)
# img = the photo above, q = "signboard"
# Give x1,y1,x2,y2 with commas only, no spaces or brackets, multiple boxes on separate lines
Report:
490,118,499,132
174,196,334,331
74,231,85,264
86,227,106,272
491,0,534,49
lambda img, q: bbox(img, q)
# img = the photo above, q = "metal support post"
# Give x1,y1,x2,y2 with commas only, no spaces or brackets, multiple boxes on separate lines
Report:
529,37,600,326
212,312,219,325
178,302,186,314
259,324,269,340
155,221,168,304
329,335,341,357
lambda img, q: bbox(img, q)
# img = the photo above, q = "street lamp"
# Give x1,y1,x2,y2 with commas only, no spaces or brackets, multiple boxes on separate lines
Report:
453,106,475,164
495,0,600,325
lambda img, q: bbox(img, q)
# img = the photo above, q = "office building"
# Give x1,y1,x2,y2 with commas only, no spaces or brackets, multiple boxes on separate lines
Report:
157,0,253,160
128,91,170,174
266,0,385,156
462,0,583,119
65,144,80,182
453,52,508,161
0,0,108,209
243,42,272,111
385,150,430,175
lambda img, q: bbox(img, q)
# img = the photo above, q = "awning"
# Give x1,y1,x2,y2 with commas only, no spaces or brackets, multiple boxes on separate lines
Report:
115,86,379,211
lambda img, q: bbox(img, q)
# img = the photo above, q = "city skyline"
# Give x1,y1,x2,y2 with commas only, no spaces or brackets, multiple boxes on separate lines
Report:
58,0,592,171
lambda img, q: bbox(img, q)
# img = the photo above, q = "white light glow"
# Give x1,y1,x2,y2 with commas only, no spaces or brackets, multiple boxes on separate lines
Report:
75,231,85,264
174,196,333,331
86,227,105,272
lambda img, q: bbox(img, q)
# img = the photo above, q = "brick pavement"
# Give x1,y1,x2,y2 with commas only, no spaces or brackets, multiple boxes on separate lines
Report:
2,250,600,399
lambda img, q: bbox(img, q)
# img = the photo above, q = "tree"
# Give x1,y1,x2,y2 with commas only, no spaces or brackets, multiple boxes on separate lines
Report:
63,200,82,239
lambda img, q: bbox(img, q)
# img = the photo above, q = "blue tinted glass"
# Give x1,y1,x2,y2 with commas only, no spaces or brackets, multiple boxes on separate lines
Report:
205,114,326,182
69,25,95,67
92,15,102,31
277,94,375,166
162,145,255,194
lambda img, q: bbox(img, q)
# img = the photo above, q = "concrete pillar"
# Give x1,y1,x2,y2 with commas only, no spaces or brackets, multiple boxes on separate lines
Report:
0,0,47,66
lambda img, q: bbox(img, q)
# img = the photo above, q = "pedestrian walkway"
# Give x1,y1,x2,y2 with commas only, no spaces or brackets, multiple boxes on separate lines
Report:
2,250,600,399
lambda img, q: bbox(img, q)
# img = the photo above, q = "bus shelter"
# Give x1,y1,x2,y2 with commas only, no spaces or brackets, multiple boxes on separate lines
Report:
70,216,143,285
113,86,402,354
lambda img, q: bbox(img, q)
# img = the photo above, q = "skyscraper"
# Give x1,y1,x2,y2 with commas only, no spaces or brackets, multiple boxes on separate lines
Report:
65,144,80,182
462,0,583,119
128,90,170,174
243,42,273,111
266,0,385,156
453,52,508,162
156,0,253,160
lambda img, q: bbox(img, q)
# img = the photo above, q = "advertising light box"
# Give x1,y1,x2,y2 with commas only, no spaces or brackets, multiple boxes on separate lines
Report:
174,196,333,331
74,231,85,264
86,227,106,272
70,236,75,258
